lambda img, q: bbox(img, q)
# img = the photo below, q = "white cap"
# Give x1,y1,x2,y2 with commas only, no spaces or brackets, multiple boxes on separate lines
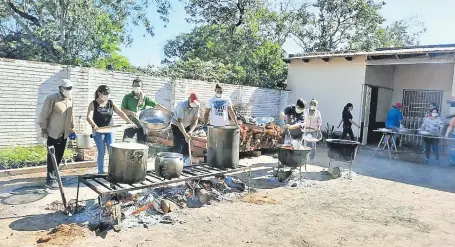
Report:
60,79,73,87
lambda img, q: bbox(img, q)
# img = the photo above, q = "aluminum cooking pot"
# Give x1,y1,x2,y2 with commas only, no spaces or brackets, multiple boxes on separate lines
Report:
154,152,184,180
76,134,94,149
108,142,149,184
138,109,172,132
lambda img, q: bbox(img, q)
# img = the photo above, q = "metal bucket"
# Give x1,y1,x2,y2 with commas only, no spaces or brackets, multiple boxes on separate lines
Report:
108,142,149,184
76,134,94,148
207,126,240,169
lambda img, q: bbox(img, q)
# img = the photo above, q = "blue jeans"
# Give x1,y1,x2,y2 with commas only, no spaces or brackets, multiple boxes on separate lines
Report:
450,133,455,164
304,132,317,162
93,132,114,173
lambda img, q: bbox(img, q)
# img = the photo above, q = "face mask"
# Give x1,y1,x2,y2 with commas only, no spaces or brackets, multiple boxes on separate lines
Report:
295,108,304,114
310,106,316,110
100,95,109,101
431,113,438,117
215,93,222,98
133,87,142,94
62,89,71,98
189,103,198,108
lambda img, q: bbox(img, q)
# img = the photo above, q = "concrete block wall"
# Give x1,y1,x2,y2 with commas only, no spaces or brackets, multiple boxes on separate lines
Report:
0,59,290,147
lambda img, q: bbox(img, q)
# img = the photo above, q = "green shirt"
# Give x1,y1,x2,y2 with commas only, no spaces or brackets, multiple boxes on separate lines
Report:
121,92,157,125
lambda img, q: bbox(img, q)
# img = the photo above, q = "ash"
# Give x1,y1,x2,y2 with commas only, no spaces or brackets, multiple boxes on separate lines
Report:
72,175,247,231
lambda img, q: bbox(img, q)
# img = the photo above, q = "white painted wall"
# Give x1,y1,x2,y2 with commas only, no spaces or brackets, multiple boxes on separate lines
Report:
392,64,454,118
286,57,367,133
364,66,395,122
0,59,290,147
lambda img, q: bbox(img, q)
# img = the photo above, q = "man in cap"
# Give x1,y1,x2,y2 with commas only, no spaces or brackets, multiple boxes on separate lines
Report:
39,78,75,189
385,102,404,147
121,78,172,143
171,93,200,167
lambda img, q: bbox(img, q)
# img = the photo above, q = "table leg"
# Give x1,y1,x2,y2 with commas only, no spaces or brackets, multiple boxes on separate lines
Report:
374,134,385,156
75,179,80,212
385,136,392,159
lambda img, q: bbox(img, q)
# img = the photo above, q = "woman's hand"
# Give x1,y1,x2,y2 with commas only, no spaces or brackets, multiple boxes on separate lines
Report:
92,125,99,131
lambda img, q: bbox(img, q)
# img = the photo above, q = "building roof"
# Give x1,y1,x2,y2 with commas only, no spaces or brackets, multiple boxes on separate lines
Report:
288,47,455,60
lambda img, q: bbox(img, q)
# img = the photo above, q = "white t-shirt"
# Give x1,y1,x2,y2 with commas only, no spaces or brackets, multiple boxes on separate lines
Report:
207,96,233,126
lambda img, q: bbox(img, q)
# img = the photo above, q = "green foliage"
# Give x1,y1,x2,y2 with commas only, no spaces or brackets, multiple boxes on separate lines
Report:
0,0,173,67
0,146,74,169
291,0,425,52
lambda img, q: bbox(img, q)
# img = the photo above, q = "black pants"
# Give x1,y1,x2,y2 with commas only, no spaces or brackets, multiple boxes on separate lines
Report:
423,137,440,160
341,126,354,140
123,127,147,143
171,124,191,156
46,137,67,182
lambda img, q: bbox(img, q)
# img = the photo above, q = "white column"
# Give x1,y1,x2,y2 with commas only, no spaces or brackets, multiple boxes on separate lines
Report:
451,64,455,115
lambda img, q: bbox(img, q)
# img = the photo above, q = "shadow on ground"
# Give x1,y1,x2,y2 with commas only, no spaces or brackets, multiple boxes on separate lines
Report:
9,212,73,231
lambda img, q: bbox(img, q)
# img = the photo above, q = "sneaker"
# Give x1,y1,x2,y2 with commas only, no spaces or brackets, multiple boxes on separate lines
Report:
45,181,59,190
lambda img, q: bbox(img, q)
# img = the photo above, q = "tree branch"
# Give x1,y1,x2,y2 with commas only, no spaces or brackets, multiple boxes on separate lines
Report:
6,0,41,27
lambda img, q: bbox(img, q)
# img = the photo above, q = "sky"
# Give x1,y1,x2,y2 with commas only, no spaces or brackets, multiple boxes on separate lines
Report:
121,0,455,67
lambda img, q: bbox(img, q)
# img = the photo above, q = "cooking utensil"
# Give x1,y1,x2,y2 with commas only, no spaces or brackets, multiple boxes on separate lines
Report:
207,126,240,169
277,146,311,168
138,109,172,131
108,142,149,184
154,152,184,179
97,124,136,133
326,139,360,162
48,146,71,215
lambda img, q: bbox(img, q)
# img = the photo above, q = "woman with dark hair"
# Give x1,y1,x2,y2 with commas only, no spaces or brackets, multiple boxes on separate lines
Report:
337,103,360,140
420,108,444,164
86,85,134,174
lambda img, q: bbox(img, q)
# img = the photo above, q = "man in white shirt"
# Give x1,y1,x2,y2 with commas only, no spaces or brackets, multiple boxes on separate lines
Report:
204,84,238,127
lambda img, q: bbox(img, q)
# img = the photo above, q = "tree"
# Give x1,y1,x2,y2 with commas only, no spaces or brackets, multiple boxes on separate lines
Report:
161,24,288,88
291,0,425,52
0,0,173,67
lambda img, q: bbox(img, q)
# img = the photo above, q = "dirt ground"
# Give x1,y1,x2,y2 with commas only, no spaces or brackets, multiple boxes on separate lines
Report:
1,150,455,247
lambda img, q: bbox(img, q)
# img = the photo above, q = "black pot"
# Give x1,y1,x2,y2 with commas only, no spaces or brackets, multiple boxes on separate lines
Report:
326,139,360,162
278,147,311,168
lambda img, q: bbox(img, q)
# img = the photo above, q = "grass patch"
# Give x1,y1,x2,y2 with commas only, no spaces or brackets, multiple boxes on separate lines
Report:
0,145,74,170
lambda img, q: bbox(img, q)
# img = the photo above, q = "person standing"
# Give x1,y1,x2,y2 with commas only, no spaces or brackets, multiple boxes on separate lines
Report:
420,108,444,165
86,85,135,174
121,78,172,143
283,98,307,139
337,103,360,141
171,93,200,167
39,79,75,189
445,115,455,166
204,84,238,127
302,99,322,163
385,103,404,147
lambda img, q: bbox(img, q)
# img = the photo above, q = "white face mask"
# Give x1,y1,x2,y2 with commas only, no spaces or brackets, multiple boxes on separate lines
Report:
295,108,304,114
133,87,142,94
189,103,198,108
215,93,222,98
62,89,71,98
100,95,109,102
431,113,438,117
310,106,316,110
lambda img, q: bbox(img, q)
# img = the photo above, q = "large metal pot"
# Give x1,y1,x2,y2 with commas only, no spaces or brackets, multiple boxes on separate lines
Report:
138,109,172,132
76,134,94,148
108,143,149,184
326,139,360,162
278,146,312,168
207,126,240,169
154,152,184,180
